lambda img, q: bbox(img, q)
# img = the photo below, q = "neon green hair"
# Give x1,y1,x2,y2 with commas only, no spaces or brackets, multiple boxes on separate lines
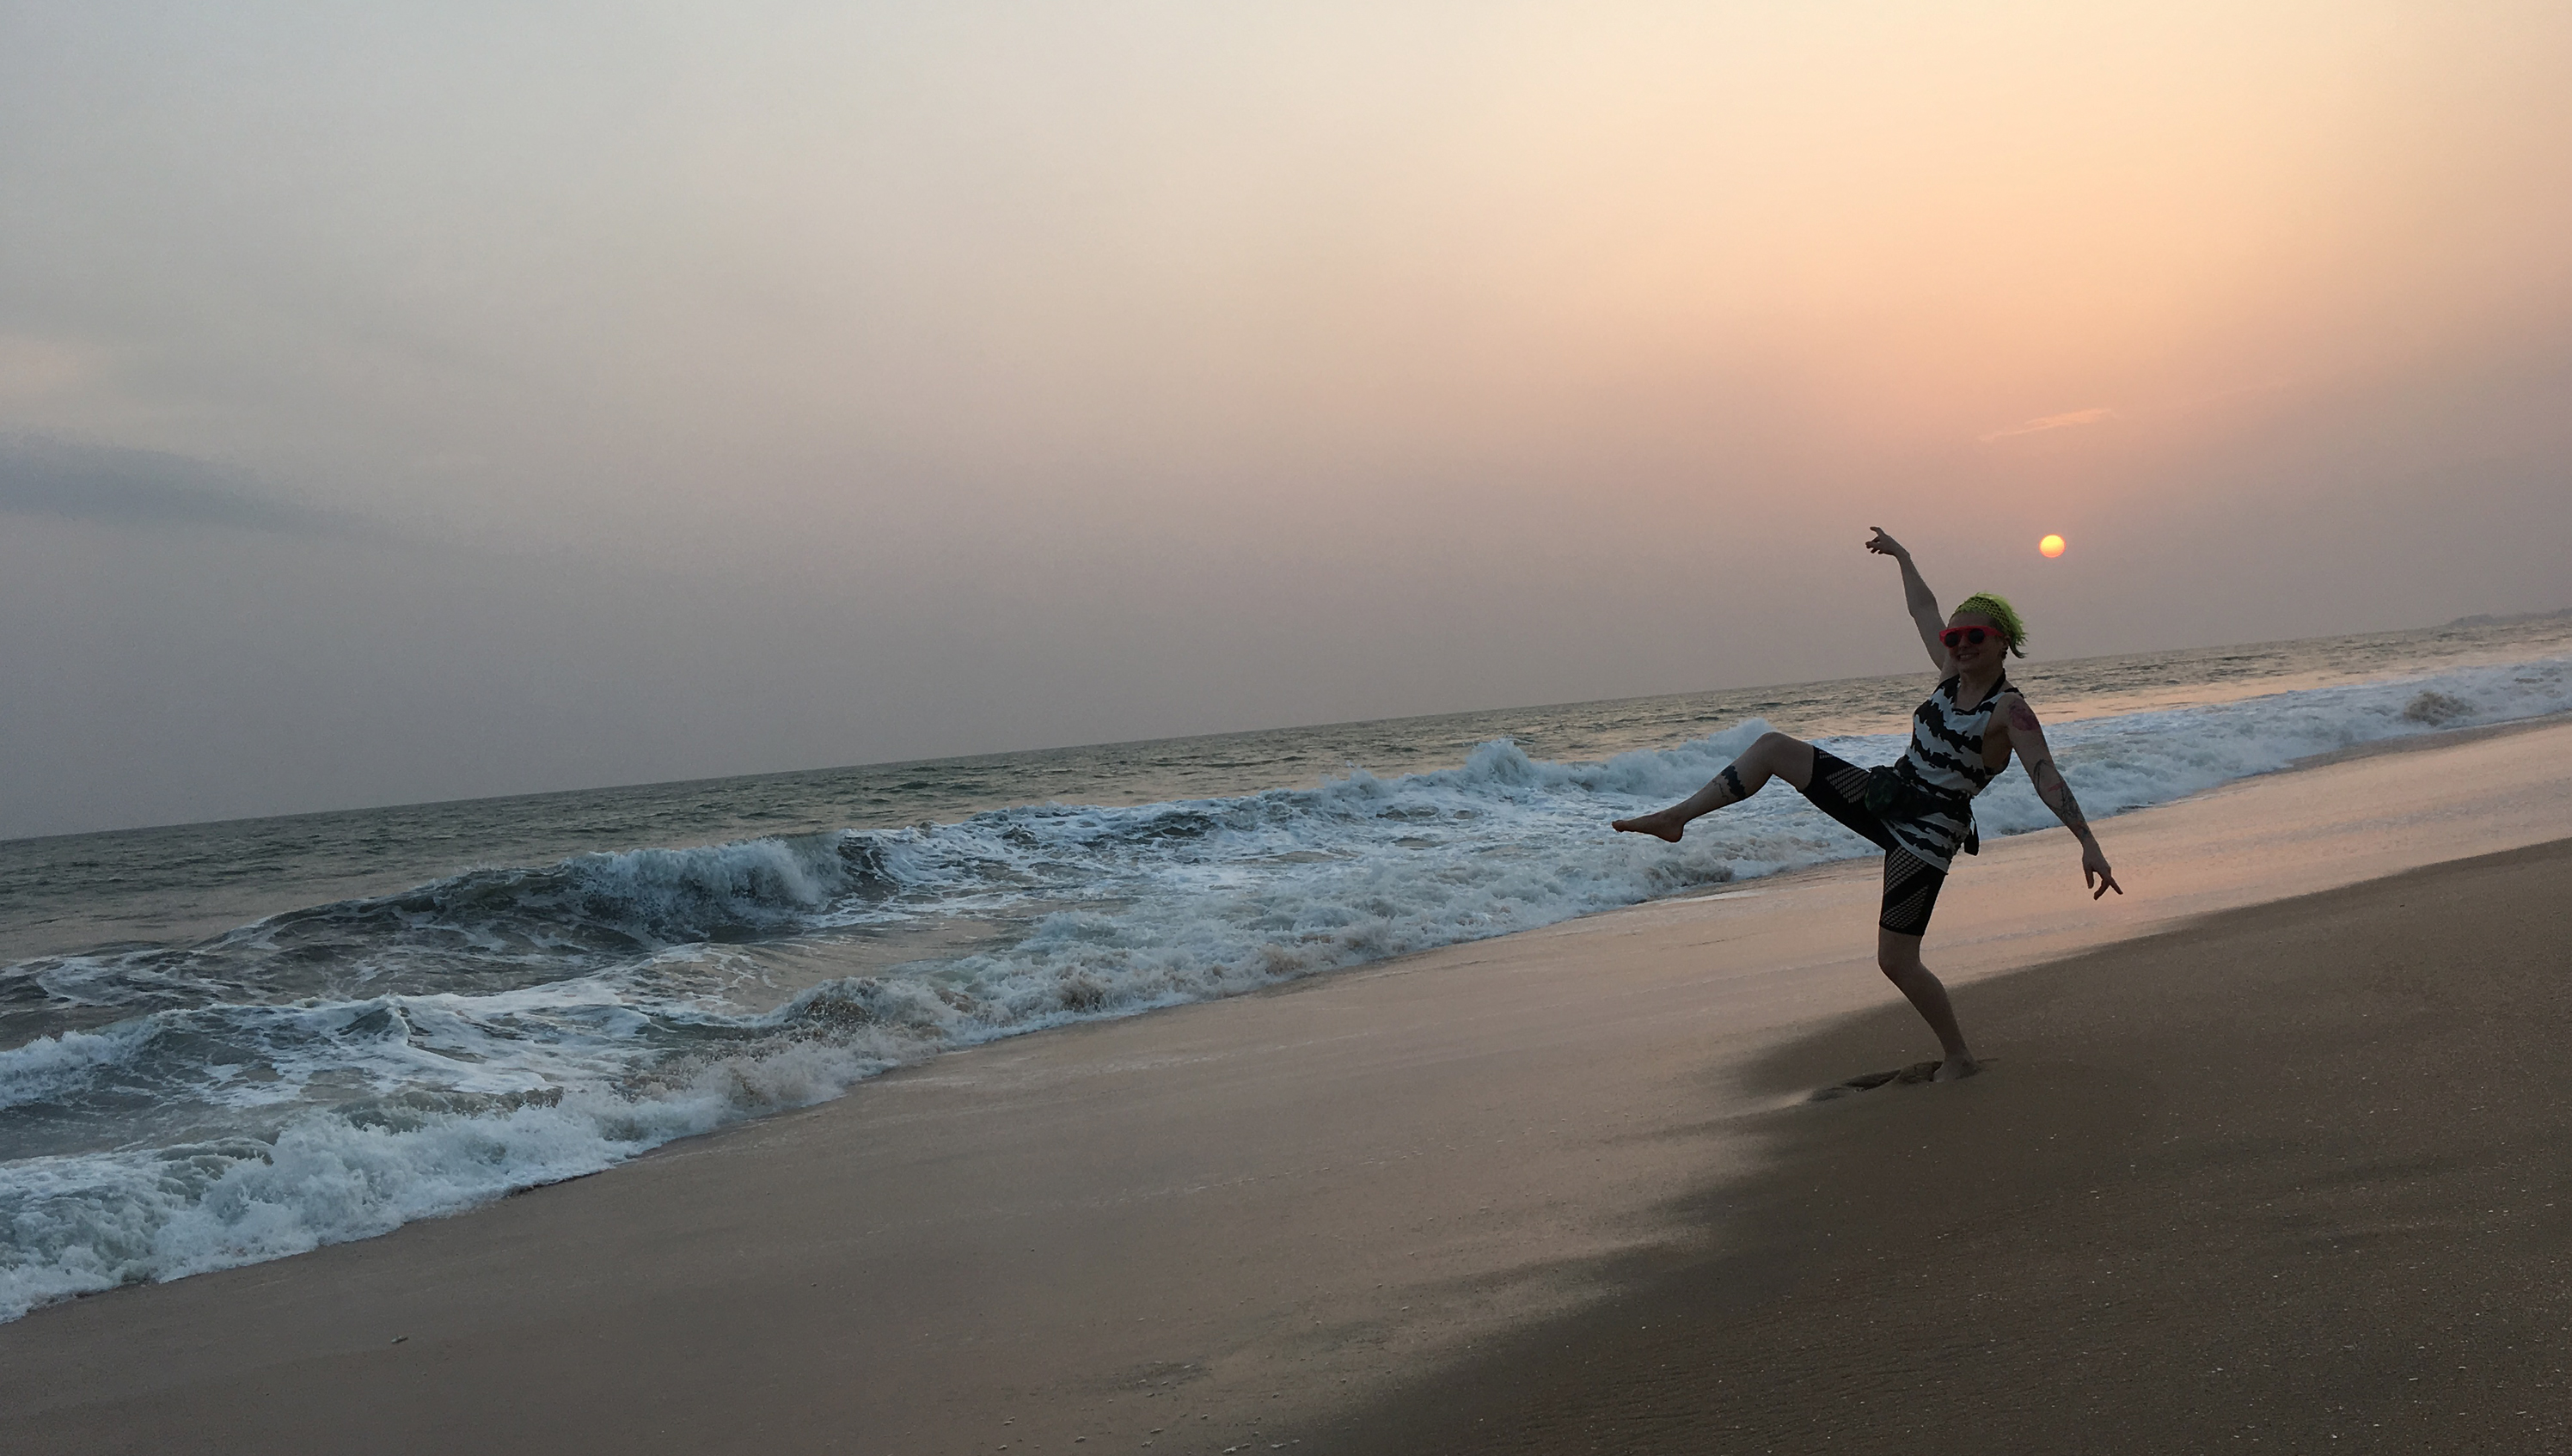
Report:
1950,592,2029,658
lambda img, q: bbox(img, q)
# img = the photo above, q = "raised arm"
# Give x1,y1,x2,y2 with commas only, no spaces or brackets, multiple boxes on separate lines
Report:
1999,692,2123,899
1865,528,1950,670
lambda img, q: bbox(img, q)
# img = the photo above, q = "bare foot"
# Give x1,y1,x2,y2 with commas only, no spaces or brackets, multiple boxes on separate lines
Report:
1611,811,1684,843
1932,1054,1982,1082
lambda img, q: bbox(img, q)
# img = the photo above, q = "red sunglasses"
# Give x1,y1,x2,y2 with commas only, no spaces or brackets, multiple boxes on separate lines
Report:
1940,626,2005,649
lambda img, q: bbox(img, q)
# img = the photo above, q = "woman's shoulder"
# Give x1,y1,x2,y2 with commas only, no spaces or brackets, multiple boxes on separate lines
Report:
1989,684,2042,735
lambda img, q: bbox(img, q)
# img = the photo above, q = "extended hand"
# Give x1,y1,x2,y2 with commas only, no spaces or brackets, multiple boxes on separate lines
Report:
2082,843,2123,899
1865,526,1908,560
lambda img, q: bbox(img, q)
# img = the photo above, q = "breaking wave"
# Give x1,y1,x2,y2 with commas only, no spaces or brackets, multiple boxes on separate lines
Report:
3,650,2566,1321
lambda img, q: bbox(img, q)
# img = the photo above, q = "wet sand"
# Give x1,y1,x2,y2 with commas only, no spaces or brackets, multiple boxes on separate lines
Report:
1326,836,2572,1454
3,719,2569,1454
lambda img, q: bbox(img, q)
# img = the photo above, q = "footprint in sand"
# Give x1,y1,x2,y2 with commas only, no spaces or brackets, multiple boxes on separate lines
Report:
1808,1060,1988,1101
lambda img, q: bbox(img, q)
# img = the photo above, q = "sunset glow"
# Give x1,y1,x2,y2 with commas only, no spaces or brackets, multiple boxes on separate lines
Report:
1,1,2568,835
2040,535,2068,559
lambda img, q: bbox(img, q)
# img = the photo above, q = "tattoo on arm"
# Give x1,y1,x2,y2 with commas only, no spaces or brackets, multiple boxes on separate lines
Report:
2032,759,2087,829
2010,695,2090,829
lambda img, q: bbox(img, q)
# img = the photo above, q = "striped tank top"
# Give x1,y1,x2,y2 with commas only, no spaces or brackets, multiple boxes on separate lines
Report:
1882,671,2011,872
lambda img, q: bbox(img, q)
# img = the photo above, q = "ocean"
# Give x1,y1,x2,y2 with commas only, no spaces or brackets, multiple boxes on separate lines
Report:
4,615,2569,1322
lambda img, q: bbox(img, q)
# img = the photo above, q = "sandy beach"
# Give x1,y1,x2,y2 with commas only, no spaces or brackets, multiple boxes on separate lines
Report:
5,717,2569,1455
1332,835,2572,1454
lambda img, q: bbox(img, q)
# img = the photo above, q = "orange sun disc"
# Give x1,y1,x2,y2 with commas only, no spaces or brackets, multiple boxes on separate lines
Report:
2039,534,2067,558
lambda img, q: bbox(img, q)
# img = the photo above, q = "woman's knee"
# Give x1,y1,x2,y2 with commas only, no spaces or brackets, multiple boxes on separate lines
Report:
1747,732,1814,785
1876,933,1925,978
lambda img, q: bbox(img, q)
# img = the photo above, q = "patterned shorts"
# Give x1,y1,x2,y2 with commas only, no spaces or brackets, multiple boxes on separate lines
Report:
1794,747,1948,939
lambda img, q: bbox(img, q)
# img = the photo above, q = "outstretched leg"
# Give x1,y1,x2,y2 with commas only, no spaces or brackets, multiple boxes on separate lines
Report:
1612,731,1816,841
1877,927,1978,1080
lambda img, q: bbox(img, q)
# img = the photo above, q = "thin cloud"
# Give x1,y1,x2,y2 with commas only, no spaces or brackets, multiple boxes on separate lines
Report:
1978,407,2116,443
0,437,364,537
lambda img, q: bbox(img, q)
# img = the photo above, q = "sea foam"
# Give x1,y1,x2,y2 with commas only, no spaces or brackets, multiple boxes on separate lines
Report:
2,651,2566,1321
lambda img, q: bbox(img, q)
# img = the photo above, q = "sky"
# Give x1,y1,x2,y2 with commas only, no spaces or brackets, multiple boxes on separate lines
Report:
3,1,2569,838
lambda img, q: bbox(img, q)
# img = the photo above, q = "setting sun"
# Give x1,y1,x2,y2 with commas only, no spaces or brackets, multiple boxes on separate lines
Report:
2039,535,2067,558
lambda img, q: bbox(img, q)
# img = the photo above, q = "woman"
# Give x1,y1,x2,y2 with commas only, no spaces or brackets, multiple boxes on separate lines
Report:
1612,527,2122,1080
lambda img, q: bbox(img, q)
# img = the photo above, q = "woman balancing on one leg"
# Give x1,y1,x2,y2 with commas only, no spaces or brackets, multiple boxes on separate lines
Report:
1613,527,2122,1081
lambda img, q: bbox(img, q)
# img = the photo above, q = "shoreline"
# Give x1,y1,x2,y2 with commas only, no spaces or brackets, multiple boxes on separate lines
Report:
4,719,2570,1453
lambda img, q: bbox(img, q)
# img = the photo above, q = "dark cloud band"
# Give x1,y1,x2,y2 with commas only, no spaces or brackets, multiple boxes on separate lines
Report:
0,437,352,536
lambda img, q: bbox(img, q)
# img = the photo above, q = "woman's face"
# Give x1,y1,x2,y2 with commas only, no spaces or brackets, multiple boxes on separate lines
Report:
1944,612,2006,668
